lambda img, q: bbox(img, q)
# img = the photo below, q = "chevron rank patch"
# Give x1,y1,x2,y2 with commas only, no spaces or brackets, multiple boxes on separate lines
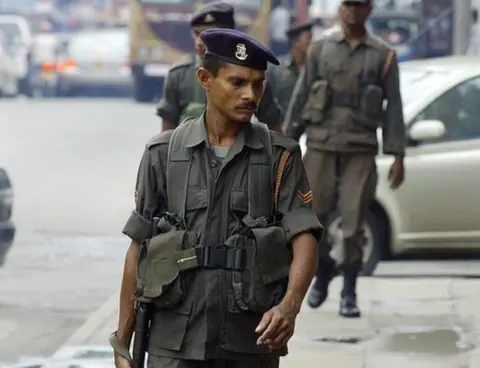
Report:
297,190,312,204
134,190,139,202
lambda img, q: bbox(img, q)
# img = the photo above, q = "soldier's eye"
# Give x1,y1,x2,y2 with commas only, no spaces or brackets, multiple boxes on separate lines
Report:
230,78,245,87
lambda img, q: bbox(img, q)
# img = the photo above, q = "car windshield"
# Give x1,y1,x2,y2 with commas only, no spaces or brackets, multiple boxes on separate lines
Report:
0,23,21,46
69,31,128,60
399,68,453,106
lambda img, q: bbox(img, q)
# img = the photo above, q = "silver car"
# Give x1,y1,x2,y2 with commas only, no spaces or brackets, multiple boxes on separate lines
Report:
56,28,132,96
300,56,480,275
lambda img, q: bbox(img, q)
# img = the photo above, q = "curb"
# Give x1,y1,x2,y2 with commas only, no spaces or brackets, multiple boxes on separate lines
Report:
64,293,118,346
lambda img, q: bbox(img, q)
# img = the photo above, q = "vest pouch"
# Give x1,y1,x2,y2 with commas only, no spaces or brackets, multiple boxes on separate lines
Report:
135,230,189,309
352,85,383,131
231,227,290,314
302,80,330,124
179,102,206,124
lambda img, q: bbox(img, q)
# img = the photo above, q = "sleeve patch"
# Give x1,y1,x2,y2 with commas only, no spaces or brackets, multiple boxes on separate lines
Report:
297,190,313,204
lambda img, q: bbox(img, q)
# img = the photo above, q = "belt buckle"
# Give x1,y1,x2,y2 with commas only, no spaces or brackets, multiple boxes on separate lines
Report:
204,246,228,269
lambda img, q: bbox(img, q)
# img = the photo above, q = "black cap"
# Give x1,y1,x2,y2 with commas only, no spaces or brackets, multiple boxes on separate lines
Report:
189,1,235,28
200,28,280,71
286,21,313,39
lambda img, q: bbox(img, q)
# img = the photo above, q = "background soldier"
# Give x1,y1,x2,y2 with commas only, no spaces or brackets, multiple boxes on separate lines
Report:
267,21,313,141
299,0,406,318
157,1,284,133
114,29,321,368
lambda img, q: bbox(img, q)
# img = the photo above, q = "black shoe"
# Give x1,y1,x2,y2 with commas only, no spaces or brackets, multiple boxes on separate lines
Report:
339,295,361,318
339,269,361,318
307,259,337,309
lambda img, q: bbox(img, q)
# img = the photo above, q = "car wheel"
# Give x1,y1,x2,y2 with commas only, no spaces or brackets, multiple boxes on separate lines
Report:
327,208,388,276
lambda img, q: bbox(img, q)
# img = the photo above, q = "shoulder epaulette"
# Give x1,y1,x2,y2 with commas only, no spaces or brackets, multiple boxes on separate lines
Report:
168,55,194,74
145,130,173,149
270,131,299,152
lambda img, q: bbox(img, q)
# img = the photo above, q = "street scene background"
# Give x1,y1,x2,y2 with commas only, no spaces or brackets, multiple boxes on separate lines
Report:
2,0,480,367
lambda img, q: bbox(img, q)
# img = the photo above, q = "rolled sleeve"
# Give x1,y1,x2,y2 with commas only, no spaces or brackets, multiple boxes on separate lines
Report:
277,147,323,242
156,70,181,126
256,81,284,129
122,148,167,243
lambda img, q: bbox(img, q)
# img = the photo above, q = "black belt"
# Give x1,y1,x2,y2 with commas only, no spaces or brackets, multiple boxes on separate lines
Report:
331,92,360,108
195,246,247,271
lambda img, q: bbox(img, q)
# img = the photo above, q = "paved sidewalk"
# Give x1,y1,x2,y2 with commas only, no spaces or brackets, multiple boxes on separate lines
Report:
62,277,480,367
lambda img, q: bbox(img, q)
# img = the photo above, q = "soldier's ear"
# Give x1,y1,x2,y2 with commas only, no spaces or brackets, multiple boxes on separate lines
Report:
197,67,213,90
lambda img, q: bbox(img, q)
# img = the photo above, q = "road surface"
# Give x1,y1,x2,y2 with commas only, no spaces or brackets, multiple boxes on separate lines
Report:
0,97,159,363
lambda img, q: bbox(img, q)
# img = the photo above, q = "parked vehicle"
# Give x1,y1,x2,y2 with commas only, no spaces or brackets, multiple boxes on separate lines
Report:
0,168,15,267
299,56,480,275
0,31,18,98
56,28,132,97
0,14,34,96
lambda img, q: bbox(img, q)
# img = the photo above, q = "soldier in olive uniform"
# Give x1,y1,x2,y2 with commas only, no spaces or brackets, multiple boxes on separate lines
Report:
296,0,406,317
114,29,321,368
267,21,313,141
157,1,284,133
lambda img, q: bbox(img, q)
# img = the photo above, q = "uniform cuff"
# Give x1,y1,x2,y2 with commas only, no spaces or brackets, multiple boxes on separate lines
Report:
281,208,324,243
122,210,153,243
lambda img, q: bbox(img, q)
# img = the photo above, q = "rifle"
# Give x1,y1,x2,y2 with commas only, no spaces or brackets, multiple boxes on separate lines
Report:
131,216,160,368
281,66,306,138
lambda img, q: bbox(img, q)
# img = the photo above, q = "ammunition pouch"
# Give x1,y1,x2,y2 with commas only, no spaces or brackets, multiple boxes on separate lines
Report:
179,102,206,124
231,217,291,314
135,227,199,309
302,80,330,124
352,85,384,131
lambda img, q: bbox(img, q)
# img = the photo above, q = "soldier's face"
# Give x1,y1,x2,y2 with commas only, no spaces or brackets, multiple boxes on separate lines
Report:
192,26,212,57
198,64,266,123
339,3,371,26
193,25,228,58
294,30,312,54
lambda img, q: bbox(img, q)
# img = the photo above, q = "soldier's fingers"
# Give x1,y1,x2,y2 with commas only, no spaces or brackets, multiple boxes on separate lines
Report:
255,311,273,334
269,328,292,348
258,315,281,343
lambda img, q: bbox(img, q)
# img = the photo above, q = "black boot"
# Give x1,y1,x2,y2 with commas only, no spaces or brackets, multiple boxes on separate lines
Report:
339,268,361,318
307,258,337,309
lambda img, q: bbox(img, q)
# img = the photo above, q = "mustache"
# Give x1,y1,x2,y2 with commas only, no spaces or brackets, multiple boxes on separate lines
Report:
235,102,257,110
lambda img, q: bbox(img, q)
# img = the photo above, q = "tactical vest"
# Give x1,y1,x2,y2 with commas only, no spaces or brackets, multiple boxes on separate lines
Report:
302,35,395,131
135,119,291,314
167,119,291,313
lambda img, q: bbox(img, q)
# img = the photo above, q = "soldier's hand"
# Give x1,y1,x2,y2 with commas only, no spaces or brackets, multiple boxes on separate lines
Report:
388,157,405,190
114,353,131,368
255,300,298,349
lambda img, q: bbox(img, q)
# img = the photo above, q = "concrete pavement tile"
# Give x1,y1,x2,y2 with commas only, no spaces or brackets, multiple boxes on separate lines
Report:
281,348,365,367
451,280,480,299
0,320,17,343
371,299,455,317
454,297,480,323
371,278,451,302
295,308,375,344
365,353,461,368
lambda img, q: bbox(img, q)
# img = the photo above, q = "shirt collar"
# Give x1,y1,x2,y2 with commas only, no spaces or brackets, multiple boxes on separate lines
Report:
184,113,265,150
331,29,377,48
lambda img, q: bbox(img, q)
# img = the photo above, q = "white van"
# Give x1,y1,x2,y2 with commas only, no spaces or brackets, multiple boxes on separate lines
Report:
0,14,33,96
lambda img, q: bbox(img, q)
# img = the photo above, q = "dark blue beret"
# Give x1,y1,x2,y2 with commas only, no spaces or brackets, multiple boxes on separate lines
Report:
189,1,235,28
200,28,280,71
